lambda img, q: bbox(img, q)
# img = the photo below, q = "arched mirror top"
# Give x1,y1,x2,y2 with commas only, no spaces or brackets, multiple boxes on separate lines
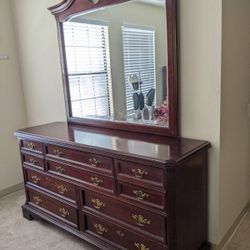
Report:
49,0,178,137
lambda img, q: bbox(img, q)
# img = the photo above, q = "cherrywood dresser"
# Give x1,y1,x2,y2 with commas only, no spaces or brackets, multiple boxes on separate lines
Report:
15,122,211,250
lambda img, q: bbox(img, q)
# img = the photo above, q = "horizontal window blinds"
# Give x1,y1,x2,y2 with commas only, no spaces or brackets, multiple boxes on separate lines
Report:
63,21,113,118
122,25,156,113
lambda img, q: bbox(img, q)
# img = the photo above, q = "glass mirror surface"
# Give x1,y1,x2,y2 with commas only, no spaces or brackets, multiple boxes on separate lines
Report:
63,0,168,127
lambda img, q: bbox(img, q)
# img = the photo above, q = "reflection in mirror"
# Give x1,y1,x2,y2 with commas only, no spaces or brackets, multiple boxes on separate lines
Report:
63,0,168,127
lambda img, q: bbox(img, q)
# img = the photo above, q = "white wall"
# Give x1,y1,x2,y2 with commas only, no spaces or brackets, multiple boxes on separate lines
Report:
0,0,27,191
219,0,250,240
179,0,222,244
11,0,66,126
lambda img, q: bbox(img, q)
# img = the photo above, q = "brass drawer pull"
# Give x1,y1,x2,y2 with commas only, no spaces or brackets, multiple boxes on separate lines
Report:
91,198,105,210
90,177,103,186
132,168,148,179
53,149,63,157
57,185,68,195
94,224,108,235
134,243,149,250
59,208,70,218
116,230,125,237
31,175,41,184
33,196,43,205
132,214,151,227
56,166,65,174
27,143,36,150
29,158,38,165
89,158,102,167
133,190,149,201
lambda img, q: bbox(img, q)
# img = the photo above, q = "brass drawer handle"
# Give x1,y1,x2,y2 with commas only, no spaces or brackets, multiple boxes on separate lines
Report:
134,243,149,250
89,158,102,167
90,177,103,186
59,208,70,218
132,168,148,179
116,230,125,237
53,149,63,157
91,198,105,210
133,190,149,201
31,175,41,184
33,196,42,205
132,214,151,227
94,224,108,235
29,158,38,165
27,143,36,150
57,185,68,195
56,166,65,174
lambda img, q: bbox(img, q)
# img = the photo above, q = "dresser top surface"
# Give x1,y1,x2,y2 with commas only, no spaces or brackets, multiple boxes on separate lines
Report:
16,122,210,164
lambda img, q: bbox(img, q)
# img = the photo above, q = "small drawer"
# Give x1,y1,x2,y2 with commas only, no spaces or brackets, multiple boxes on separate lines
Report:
21,140,43,154
84,213,167,250
46,145,113,174
27,187,78,227
118,182,166,210
47,160,115,193
23,153,44,170
26,168,76,202
84,190,166,242
116,160,165,188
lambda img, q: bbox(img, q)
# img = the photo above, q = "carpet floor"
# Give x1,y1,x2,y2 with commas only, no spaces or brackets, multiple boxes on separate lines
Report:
0,189,95,250
0,189,249,250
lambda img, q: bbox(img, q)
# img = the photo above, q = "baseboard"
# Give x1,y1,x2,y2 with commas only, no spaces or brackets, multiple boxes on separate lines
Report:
210,204,249,250
0,182,24,198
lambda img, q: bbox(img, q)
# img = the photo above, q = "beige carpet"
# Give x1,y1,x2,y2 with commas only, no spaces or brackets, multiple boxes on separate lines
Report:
0,190,96,250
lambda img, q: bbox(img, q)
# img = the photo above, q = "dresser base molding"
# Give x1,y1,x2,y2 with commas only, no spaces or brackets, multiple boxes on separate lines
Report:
22,204,119,250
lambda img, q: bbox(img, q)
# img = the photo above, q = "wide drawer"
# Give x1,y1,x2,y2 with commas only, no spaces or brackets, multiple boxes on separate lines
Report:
84,213,167,250
22,153,44,170
25,168,76,202
21,140,43,154
84,190,166,242
46,145,113,174
116,160,165,188
118,182,166,210
27,187,78,227
47,160,115,193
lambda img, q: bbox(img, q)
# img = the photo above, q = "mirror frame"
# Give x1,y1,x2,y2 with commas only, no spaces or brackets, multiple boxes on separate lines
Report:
49,0,178,137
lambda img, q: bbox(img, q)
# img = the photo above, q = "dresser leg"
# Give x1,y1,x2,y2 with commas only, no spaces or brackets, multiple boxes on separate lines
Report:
199,242,211,250
22,206,34,221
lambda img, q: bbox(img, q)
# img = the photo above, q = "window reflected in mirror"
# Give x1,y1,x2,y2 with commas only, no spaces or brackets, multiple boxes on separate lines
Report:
63,0,168,127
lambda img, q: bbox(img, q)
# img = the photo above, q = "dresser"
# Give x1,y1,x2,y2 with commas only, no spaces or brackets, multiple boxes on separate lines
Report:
15,122,210,250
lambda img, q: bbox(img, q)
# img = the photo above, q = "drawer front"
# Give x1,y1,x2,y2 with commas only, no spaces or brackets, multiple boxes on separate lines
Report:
27,187,78,226
21,140,43,154
84,190,166,241
118,183,165,210
85,213,167,250
26,168,76,201
46,145,113,174
116,160,165,187
47,160,114,193
23,153,44,170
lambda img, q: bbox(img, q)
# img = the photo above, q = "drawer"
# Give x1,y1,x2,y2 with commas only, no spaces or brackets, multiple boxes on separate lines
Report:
46,145,113,174
84,190,166,242
84,213,167,250
23,153,44,170
26,168,76,202
21,140,43,154
116,160,165,188
118,182,165,210
27,187,78,227
47,160,115,193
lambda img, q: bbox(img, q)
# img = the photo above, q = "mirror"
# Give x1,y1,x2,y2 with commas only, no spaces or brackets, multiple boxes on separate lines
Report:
49,0,178,136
